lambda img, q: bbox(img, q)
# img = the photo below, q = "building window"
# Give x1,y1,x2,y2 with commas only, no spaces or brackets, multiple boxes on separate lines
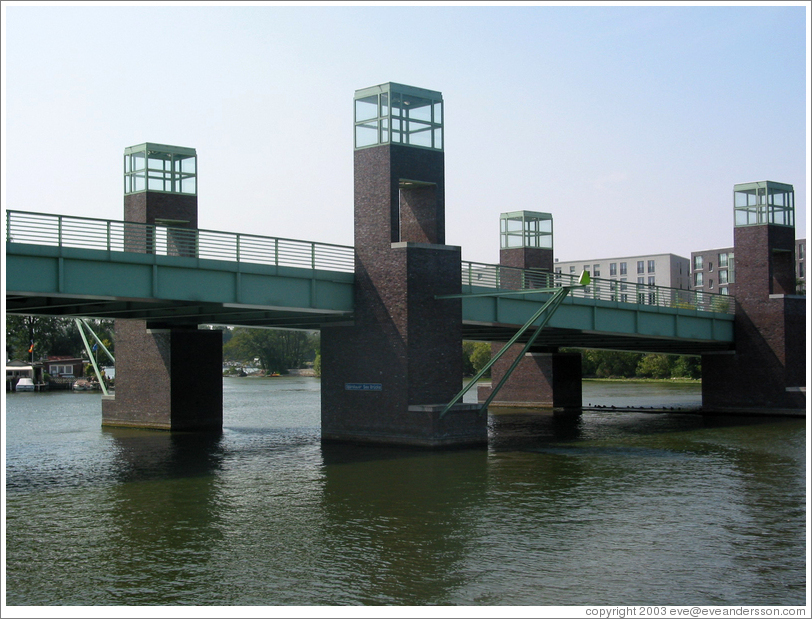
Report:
718,253,728,268
49,364,75,377
708,261,713,272
799,262,805,278
695,272,704,287
569,266,576,274
620,262,627,275
708,279,714,289
648,276,655,286
647,260,655,273
798,244,804,259
720,286,729,295
593,264,601,277
719,270,728,285
610,263,617,276
637,261,645,274
694,255,703,270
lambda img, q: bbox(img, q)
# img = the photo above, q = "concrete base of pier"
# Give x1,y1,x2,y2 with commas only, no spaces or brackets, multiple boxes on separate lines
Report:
321,402,487,448
101,321,222,431
478,348,582,410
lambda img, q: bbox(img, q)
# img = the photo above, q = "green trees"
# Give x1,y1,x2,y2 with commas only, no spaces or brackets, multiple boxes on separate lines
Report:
222,328,318,374
462,341,493,377
575,349,700,380
581,350,642,378
5,316,114,362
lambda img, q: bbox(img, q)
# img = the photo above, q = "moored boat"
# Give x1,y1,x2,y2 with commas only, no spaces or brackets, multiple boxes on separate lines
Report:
15,377,35,392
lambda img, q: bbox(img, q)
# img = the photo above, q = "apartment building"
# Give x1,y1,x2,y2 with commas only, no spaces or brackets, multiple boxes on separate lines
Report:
690,247,736,296
553,253,692,291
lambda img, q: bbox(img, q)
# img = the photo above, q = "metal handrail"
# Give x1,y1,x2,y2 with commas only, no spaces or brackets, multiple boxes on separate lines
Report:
460,261,735,315
5,210,734,314
5,210,355,273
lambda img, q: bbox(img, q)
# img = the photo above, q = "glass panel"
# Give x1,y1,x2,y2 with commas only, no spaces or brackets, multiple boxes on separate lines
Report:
148,157,167,170
433,128,442,150
355,123,378,148
434,102,443,124
406,120,432,146
134,175,145,192
355,95,378,122
180,177,196,194
380,93,388,118
130,152,146,171
406,98,432,122
180,157,196,174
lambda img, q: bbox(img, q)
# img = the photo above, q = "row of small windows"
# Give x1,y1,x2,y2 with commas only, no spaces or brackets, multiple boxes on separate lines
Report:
695,269,733,285
559,260,655,277
694,252,733,272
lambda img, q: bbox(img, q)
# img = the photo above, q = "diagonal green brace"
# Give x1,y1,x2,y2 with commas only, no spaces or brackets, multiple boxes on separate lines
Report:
440,286,572,418
478,287,572,413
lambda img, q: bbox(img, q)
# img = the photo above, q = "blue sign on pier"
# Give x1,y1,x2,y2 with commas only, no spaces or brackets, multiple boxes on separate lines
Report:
345,383,382,392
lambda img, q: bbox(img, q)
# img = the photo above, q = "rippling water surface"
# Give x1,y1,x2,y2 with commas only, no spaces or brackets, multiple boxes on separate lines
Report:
5,378,806,606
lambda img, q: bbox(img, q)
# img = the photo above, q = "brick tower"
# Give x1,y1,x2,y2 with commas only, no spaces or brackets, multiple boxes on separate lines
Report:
478,211,582,410
101,143,223,430
320,83,485,446
702,181,806,412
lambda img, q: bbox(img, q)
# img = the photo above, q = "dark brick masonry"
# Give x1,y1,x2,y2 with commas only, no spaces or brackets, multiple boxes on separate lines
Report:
320,144,486,446
101,178,224,431
702,224,806,412
102,324,222,430
478,348,582,410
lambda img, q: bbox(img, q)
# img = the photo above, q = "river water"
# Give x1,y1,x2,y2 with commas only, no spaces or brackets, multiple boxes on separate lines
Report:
4,378,806,607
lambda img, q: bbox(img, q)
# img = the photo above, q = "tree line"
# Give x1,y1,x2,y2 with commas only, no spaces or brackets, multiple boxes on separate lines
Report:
6,317,699,380
5,316,115,363
461,341,700,380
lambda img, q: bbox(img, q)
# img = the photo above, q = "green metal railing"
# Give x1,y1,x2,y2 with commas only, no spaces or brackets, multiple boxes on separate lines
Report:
6,210,356,273
460,261,735,315
6,210,735,315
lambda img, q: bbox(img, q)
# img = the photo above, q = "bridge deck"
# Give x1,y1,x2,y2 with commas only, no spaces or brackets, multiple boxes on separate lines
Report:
6,210,734,354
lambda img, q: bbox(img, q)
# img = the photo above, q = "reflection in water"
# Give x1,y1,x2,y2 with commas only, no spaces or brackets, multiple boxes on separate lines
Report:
319,444,489,604
4,380,806,606
100,430,226,603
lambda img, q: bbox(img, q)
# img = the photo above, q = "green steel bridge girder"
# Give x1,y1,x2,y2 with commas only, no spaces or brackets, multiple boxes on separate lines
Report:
6,243,355,329
6,242,734,353
459,287,734,354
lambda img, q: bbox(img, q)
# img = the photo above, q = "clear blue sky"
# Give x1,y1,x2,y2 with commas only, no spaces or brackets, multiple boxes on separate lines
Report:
3,3,809,264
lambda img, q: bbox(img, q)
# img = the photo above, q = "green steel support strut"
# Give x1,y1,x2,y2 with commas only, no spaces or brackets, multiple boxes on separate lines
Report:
478,287,571,413
75,319,110,397
439,287,568,418
80,319,115,364
439,271,590,418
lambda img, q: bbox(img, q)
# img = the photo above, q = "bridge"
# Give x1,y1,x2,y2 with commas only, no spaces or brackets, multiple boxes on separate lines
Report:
4,82,804,445
6,209,734,356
